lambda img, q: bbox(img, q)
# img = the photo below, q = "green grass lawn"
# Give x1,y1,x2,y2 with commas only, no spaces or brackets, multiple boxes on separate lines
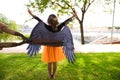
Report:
0,53,120,80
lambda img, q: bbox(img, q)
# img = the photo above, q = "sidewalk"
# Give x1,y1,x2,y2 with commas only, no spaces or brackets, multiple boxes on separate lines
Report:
75,44,120,53
0,44,29,53
0,44,120,53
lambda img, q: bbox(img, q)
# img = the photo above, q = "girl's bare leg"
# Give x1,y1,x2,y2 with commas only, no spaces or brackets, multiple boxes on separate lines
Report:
48,63,52,78
52,62,57,79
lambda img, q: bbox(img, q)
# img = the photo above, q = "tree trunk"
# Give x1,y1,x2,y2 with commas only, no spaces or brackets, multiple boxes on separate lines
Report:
76,17,85,44
80,21,85,44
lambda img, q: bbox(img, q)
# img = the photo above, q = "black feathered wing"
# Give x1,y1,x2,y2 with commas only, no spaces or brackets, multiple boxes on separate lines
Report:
27,21,75,63
26,21,51,57
55,26,75,63
27,21,58,57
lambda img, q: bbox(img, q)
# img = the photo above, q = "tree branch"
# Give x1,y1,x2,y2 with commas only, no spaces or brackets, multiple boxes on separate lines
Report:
63,0,72,8
56,3,69,9
85,0,95,12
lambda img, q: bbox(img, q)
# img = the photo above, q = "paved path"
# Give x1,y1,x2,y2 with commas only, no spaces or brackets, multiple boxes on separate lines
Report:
75,44,120,53
0,44,120,53
0,44,29,53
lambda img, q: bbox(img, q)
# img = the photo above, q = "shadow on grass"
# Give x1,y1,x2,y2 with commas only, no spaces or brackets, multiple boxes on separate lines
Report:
0,53,50,80
0,53,120,80
76,53,120,80
56,53,120,80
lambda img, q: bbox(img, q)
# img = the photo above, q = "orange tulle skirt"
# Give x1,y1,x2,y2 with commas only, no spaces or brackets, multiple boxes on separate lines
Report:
41,46,66,63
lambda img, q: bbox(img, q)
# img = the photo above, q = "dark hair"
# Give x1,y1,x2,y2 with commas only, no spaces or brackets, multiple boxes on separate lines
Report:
47,14,59,31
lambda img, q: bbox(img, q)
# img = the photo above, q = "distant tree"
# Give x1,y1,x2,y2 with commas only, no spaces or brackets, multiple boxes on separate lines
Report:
96,0,115,14
0,13,20,42
27,0,95,44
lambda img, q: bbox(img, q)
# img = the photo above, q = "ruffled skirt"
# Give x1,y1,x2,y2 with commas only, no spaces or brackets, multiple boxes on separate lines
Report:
41,46,66,63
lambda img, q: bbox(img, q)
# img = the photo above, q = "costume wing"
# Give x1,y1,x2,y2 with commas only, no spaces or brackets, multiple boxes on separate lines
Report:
27,21,75,63
55,26,75,63
26,21,50,57
27,21,57,57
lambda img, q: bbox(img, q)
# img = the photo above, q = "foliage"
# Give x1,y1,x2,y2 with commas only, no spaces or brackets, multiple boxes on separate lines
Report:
96,0,120,14
27,0,95,17
0,53,120,80
27,0,95,44
24,33,30,38
0,13,21,42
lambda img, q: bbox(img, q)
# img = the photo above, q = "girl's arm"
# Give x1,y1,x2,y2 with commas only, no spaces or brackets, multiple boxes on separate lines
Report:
58,13,77,31
63,13,77,25
27,8,42,22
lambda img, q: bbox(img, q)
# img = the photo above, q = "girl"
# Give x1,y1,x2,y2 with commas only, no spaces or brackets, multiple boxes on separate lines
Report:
28,8,76,79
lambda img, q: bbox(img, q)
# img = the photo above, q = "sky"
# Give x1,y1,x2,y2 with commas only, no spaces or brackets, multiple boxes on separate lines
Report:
0,0,58,27
0,0,29,24
0,0,120,28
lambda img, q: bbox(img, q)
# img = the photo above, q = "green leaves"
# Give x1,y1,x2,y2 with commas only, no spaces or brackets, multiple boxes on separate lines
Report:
0,14,20,42
26,0,95,17
27,0,50,13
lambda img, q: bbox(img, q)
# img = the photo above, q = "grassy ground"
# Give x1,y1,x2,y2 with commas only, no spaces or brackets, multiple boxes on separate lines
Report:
0,53,120,80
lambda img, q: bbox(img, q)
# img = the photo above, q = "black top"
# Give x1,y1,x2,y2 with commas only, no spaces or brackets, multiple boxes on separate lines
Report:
33,15,72,33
